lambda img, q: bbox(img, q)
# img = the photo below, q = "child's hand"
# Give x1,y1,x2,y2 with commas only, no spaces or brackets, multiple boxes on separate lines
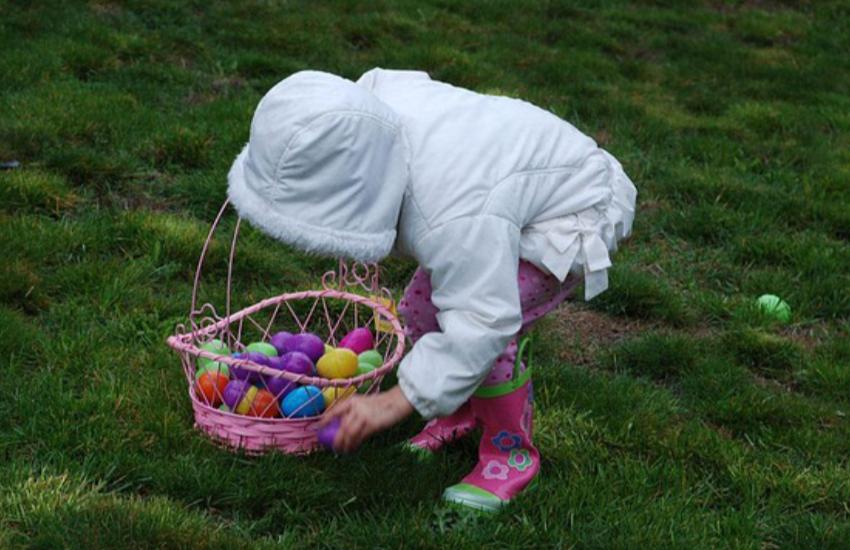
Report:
317,385,414,452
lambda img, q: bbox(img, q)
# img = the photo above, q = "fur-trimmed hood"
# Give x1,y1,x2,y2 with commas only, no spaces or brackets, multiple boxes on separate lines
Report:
227,71,409,262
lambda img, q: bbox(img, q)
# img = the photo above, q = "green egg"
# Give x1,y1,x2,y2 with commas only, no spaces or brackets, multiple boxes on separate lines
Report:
756,294,791,324
195,362,230,380
218,404,231,413
246,341,278,357
358,350,382,368
356,362,377,394
199,339,230,369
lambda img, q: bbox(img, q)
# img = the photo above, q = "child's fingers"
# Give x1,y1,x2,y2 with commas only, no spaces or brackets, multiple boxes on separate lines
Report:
317,398,354,427
337,411,368,452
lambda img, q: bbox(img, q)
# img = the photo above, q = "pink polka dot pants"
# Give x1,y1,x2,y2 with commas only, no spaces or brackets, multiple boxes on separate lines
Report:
397,261,581,387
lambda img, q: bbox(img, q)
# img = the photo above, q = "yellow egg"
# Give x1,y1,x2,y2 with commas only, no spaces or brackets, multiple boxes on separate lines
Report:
324,343,334,355
235,386,258,415
322,386,356,407
317,348,358,379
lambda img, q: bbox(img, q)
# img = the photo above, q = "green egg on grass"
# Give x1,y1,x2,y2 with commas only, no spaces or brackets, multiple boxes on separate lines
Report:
756,294,792,324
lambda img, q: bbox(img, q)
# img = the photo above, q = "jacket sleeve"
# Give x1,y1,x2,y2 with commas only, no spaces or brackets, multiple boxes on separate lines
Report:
397,215,523,419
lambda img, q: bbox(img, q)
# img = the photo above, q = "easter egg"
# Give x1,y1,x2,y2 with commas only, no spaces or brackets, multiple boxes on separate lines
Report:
195,361,230,380
358,350,382,368
222,379,252,410
317,348,358,379
231,351,271,383
246,341,278,357
195,371,229,407
235,385,259,415
339,327,374,355
281,386,324,418
249,389,280,418
270,331,293,355
263,356,297,399
281,351,315,377
198,339,230,370
219,404,231,413
756,294,791,324
324,344,334,355
317,417,341,450
322,385,356,407
355,362,376,394
286,333,325,363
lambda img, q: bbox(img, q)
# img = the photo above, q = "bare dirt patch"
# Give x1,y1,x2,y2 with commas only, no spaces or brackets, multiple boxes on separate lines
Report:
548,302,656,366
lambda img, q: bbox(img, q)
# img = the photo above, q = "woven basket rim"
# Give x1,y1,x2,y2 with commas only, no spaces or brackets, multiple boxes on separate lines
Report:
167,288,405,389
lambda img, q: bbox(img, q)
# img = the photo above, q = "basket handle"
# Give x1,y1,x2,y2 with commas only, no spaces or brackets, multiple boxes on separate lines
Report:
189,199,241,346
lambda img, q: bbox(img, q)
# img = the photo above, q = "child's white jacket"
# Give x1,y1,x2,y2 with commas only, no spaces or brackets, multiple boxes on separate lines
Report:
228,69,636,419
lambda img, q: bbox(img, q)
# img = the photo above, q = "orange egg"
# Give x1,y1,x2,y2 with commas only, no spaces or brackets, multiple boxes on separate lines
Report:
249,389,280,418
195,371,229,407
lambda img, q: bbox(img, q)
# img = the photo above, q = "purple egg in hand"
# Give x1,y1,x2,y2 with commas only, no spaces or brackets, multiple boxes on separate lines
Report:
222,379,252,410
232,351,270,383
286,333,325,363
282,351,315,377
270,331,293,355
317,417,341,450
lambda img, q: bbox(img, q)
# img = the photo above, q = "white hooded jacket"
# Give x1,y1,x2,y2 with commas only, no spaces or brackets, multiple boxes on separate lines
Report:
228,69,636,419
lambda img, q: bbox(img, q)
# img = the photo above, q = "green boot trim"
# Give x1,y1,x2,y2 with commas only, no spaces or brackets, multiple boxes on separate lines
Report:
474,336,533,399
442,483,504,513
399,441,435,462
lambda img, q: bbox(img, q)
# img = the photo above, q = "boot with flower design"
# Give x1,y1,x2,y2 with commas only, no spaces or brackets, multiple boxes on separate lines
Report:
443,339,538,512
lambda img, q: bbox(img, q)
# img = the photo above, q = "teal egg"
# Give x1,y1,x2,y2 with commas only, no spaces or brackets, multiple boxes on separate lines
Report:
281,386,325,418
199,339,230,370
358,350,382,368
246,342,278,357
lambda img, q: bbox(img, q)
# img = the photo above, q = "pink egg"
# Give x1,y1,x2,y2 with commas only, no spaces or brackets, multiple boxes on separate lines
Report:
338,327,374,355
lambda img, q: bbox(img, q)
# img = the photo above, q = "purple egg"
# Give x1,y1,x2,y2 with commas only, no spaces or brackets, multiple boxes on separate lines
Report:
270,331,294,355
231,351,270,383
286,333,325,363
282,351,315,377
263,356,298,399
222,379,252,410
317,417,341,450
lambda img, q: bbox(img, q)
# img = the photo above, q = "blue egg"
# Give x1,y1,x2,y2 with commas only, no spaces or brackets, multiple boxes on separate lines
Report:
281,385,325,418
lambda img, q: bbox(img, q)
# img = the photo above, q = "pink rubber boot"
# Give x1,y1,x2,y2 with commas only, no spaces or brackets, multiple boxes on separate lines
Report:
443,341,538,512
406,401,477,453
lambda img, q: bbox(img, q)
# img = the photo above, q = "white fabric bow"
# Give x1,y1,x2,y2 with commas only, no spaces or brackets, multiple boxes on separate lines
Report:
538,211,612,300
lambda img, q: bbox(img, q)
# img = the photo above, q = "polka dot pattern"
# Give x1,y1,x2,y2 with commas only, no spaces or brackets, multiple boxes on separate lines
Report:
399,262,582,387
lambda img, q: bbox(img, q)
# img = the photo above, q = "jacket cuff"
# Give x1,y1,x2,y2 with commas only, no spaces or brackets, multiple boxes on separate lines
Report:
397,370,436,420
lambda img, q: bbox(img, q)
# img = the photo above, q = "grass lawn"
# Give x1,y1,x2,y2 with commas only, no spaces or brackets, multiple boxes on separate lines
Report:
2,0,850,547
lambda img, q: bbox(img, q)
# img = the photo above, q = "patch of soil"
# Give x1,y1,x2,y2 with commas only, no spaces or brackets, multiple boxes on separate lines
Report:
548,303,656,366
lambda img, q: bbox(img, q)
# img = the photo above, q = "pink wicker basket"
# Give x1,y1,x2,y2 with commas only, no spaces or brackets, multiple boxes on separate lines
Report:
166,200,406,455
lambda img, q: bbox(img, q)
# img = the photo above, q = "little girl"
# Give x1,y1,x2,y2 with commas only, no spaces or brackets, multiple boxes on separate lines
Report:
227,69,636,512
